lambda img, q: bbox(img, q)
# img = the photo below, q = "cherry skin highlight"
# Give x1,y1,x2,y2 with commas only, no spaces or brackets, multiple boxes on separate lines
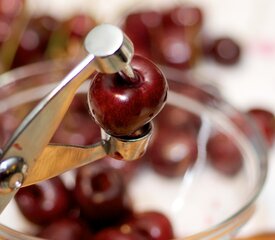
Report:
73,162,132,229
154,104,201,135
15,177,71,225
163,5,203,37
123,11,162,58
52,94,101,145
211,37,241,65
125,211,174,240
148,127,198,177
153,28,196,69
207,132,243,176
88,54,168,137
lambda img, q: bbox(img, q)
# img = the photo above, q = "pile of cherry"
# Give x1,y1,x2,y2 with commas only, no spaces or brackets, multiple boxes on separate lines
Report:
122,5,241,68
0,2,274,240
14,88,275,240
0,0,97,72
0,0,241,73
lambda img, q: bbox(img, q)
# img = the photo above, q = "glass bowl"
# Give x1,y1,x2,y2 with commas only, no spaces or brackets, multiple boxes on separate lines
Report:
0,59,268,239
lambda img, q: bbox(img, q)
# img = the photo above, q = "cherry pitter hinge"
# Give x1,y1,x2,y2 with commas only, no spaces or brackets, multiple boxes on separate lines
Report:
0,24,152,213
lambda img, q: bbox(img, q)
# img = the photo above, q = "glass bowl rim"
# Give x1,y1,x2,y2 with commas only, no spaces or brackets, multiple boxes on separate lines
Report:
0,59,268,239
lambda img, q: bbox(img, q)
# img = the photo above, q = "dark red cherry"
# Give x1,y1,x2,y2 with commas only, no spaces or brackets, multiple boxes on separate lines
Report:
52,95,101,145
52,110,101,145
12,16,59,67
37,217,91,240
126,211,174,240
94,227,146,240
15,177,71,225
154,105,201,135
163,5,203,36
123,11,162,58
148,127,198,177
69,94,89,112
88,54,168,137
210,37,241,65
73,162,132,229
207,132,243,176
153,28,197,69
247,108,275,147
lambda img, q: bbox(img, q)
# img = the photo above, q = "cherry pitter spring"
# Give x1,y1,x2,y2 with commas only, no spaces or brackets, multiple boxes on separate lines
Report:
0,24,168,213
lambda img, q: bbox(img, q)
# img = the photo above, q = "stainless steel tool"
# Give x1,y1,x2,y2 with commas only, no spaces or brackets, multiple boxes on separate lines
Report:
0,24,152,213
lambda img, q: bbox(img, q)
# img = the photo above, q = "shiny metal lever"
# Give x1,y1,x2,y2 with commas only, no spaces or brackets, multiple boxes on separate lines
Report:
0,24,151,213
23,123,152,187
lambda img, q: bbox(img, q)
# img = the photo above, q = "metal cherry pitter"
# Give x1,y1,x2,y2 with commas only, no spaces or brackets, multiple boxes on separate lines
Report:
0,24,153,213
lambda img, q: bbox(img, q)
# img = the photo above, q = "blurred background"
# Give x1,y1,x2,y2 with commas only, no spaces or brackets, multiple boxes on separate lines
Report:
0,0,274,238
1,0,274,111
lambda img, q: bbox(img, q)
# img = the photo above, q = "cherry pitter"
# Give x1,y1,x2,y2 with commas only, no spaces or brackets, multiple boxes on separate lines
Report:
0,24,168,213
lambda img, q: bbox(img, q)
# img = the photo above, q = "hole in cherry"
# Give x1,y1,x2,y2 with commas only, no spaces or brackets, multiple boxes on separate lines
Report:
92,172,111,192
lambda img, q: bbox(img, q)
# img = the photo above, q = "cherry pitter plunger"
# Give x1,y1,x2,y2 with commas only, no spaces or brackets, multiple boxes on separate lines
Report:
0,24,158,213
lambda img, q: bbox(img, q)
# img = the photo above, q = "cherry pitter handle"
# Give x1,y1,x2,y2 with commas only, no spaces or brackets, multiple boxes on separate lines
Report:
0,24,152,213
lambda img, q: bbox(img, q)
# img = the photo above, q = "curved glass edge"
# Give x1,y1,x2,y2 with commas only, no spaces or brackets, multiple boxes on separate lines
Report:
0,61,268,240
